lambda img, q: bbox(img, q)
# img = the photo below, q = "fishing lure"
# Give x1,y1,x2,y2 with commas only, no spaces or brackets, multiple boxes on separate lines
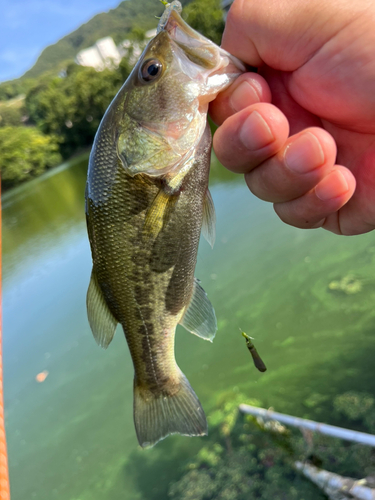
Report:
241,330,267,373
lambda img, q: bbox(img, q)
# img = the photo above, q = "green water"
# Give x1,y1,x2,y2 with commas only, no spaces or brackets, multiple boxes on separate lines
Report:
3,154,375,499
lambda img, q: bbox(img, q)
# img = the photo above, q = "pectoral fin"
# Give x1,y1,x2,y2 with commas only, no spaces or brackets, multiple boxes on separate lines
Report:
86,269,118,348
202,189,216,248
179,278,217,342
143,189,176,240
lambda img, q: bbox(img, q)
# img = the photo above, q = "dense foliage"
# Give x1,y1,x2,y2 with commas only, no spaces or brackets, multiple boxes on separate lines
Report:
183,0,225,45
26,63,130,157
0,59,132,189
0,103,24,127
0,127,61,189
0,78,35,101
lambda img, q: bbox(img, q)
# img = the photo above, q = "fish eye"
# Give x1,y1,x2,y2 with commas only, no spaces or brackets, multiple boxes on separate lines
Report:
139,59,163,83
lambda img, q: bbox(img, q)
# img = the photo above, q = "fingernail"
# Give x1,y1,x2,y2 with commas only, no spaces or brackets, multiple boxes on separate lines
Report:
315,170,349,201
240,111,274,151
285,132,325,174
230,81,260,112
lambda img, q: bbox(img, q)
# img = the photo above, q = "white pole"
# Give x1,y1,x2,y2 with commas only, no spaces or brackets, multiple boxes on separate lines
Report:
239,404,375,447
295,462,375,500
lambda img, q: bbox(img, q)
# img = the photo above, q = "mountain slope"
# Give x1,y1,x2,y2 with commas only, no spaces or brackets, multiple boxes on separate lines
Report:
23,0,192,80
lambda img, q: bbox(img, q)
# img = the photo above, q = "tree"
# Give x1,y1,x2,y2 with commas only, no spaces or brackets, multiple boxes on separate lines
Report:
182,0,225,45
0,78,35,101
0,105,23,127
25,65,127,157
0,127,61,189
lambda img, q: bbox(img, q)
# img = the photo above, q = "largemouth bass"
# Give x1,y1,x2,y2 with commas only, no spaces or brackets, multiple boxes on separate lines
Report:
85,0,244,448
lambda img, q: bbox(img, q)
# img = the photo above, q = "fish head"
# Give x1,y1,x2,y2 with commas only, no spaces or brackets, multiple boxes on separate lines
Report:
116,0,245,179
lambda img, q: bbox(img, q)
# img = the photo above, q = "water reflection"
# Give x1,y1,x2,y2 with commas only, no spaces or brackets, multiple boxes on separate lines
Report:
3,155,89,287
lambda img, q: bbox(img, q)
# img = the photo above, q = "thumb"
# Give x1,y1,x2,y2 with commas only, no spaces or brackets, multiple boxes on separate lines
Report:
222,0,361,71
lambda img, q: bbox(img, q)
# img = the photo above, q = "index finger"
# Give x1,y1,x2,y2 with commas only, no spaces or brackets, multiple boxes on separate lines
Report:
221,0,347,71
209,73,272,126
222,0,263,66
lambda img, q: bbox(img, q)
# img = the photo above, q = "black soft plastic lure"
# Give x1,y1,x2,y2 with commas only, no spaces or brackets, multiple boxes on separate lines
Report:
241,331,267,373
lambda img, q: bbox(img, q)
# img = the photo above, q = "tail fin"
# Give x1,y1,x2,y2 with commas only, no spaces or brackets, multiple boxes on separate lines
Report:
134,371,208,448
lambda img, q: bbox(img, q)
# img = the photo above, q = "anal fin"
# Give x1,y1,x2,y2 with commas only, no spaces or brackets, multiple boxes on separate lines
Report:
179,278,217,342
86,269,118,348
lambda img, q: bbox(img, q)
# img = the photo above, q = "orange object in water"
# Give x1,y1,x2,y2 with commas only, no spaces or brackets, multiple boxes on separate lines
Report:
36,371,49,383
0,182,11,499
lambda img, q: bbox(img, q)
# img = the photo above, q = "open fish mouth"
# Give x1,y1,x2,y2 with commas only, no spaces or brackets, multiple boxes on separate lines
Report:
158,0,246,99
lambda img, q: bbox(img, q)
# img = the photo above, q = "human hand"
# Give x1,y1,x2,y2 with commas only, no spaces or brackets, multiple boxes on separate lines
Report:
210,0,375,235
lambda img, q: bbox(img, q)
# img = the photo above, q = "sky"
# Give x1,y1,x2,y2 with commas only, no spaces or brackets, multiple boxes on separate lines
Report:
0,0,123,83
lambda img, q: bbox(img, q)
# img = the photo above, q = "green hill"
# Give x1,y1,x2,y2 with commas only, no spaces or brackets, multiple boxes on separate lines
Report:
0,0,192,99
24,0,191,80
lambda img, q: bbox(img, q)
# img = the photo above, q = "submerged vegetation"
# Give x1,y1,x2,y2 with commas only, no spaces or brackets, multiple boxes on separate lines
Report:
119,387,375,500
167,392,375,500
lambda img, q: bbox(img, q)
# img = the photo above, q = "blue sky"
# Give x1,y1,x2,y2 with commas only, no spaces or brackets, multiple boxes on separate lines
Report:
0,0,123,83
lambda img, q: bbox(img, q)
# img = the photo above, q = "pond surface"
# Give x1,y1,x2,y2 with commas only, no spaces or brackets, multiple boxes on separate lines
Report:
3,153,375,499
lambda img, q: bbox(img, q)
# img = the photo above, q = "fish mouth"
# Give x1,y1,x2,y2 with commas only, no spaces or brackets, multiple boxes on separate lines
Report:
158,1,245,91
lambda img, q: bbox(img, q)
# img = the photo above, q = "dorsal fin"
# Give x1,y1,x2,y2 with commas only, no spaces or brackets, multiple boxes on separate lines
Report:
202,189,216,248
179,278,217,342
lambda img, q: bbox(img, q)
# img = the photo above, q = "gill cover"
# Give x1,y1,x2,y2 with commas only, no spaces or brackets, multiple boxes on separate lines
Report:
117,1,245,180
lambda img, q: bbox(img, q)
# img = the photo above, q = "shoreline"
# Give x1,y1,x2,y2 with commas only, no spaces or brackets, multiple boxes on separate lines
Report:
1,150,90,203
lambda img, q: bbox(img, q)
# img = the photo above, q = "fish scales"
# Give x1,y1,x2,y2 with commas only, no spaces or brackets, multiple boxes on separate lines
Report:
88,126,211,387
86,0,244,447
